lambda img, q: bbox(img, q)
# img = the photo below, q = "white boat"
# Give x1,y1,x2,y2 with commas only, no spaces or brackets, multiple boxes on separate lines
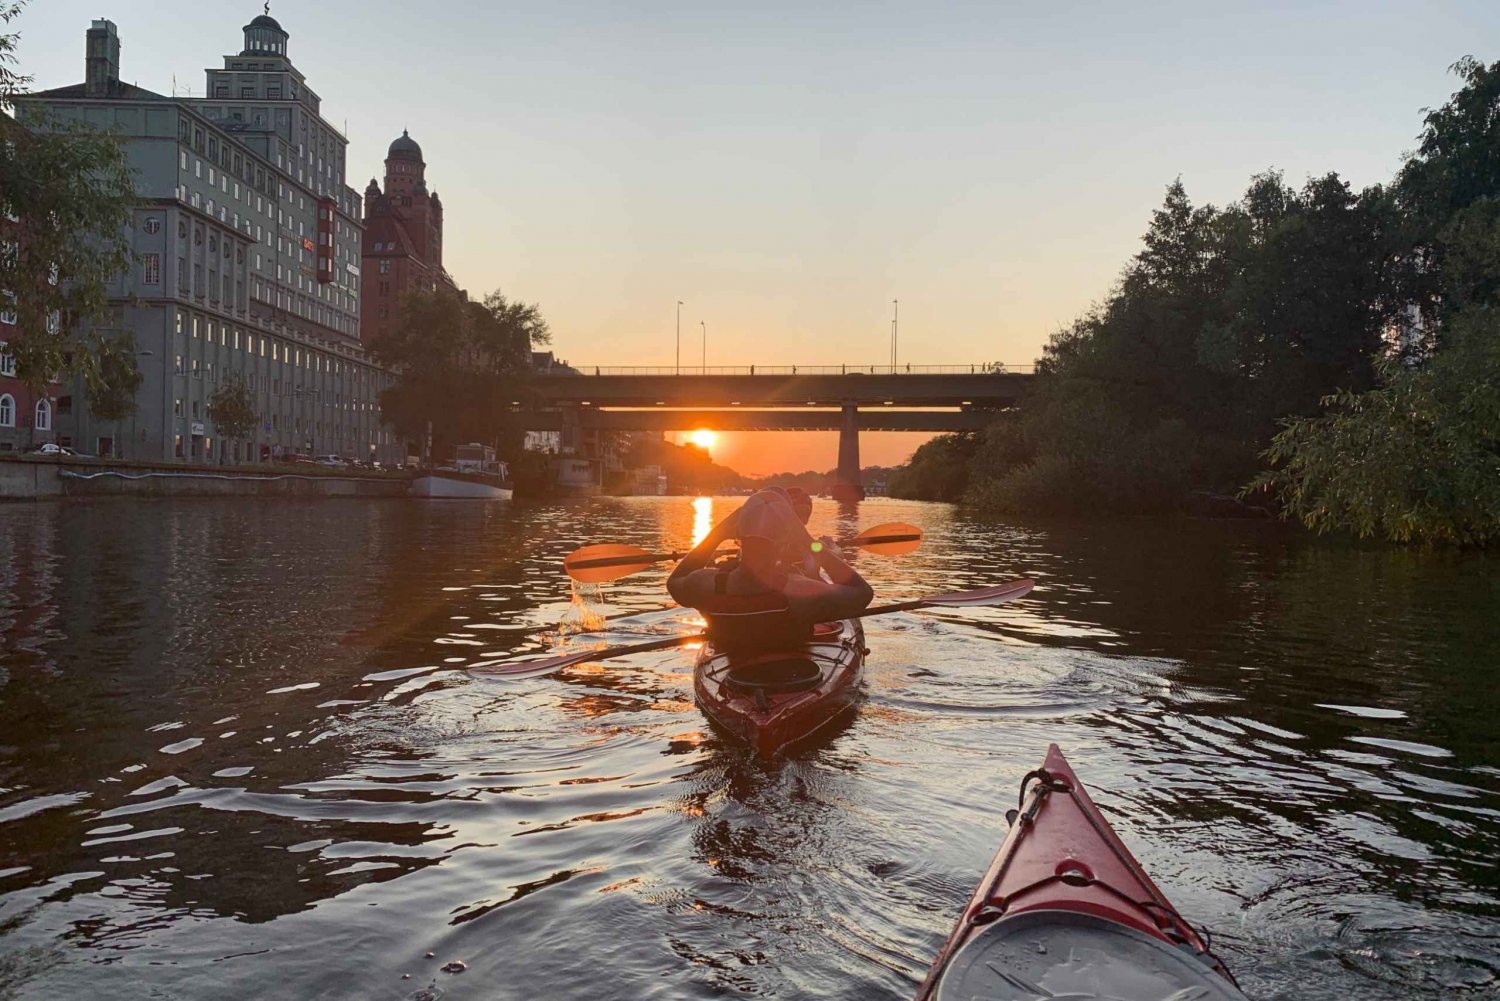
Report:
410,443,514,499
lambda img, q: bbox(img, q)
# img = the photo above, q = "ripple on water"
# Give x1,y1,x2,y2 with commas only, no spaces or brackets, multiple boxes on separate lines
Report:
0,498,1494,1001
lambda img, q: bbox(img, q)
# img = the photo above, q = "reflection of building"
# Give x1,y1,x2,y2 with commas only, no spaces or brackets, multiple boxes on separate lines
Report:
17,16,400,464
360,131,454,343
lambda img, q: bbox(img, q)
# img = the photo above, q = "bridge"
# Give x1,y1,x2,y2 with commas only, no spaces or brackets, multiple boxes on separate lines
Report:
509,364,1035,500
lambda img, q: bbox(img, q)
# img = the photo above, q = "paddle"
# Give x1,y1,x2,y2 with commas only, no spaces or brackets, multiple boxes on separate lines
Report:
563,521,926,583
470,578,1034,680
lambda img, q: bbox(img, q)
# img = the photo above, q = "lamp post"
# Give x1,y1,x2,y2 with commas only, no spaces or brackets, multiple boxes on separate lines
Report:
891,299,899,373
676,300,683,375
700,320,706,372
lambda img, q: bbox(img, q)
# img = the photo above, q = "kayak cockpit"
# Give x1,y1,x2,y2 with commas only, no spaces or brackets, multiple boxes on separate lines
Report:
932,909,1246,1000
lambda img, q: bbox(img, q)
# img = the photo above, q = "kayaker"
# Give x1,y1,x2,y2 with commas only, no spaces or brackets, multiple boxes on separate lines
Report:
667,491,873,654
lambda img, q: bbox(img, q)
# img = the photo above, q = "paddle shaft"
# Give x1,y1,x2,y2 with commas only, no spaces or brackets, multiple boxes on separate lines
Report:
473,579,1033,678
566,533,922,572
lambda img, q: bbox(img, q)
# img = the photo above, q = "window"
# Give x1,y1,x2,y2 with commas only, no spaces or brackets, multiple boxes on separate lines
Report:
142,252,162,285
56,395,72,416
378,260,390,274
175,434,183,457
174,398,183,417
174,354,183,374
34,398,50,431
192,359,201,378
191,400,200,419
0,344,11,376
45,311,60,335
0,394,11,426
378,281,389,296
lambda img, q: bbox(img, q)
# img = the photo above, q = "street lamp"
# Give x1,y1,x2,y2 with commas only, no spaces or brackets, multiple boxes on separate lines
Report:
891,299,899,373
700,320,706,372
676,300,683,375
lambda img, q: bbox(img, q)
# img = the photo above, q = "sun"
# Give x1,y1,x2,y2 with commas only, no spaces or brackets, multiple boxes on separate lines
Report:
686,429,717,451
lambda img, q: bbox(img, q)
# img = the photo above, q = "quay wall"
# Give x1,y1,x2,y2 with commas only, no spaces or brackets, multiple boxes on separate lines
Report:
0,458,411,500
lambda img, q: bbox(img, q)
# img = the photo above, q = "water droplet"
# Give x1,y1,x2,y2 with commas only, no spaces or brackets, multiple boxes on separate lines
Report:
441,960,467,974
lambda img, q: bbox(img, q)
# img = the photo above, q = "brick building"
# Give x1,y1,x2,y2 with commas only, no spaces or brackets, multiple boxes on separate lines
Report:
360,131,454,343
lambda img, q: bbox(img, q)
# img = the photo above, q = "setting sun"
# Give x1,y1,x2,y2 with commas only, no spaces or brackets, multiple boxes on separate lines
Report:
686,429,717,451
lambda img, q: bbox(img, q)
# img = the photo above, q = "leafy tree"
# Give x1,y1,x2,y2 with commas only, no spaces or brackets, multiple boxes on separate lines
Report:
208,375,258,463
1250,307,1500,545
84,331,143,422
368,286,549,462
1,1,140,394
966,164,1401,519
888,432,979,501
1250,59,1500,545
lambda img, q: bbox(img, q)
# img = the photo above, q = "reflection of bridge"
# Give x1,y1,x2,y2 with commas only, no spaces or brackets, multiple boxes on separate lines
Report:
507,364,1035,500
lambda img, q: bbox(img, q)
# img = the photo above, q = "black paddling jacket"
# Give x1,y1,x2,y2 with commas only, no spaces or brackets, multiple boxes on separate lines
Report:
696,568,812,654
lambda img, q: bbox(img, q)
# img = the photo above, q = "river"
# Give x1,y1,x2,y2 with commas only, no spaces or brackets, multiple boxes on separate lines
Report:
0,496,1495,999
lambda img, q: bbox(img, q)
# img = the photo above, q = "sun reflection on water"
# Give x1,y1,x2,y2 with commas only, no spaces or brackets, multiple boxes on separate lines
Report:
691,496,714,547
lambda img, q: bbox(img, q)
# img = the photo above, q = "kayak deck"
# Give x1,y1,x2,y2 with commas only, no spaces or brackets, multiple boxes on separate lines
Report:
917,743,1247,1000
692,619,866,757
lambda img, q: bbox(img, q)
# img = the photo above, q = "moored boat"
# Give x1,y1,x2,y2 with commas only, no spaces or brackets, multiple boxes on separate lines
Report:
916,743,1247,1000
410,443,514,499
693,618,866,757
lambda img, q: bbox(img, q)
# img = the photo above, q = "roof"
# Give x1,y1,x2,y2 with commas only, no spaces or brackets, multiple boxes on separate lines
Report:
247,14,285,32
26,80,169,101
387,129,423,161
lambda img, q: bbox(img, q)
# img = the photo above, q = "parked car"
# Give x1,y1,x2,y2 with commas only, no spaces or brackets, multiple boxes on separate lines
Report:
25,443,75,456
314,454,349,468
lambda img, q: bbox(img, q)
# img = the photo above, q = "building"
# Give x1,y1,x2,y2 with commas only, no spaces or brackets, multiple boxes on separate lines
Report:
17,15,401,464
0,338,62,454
360,131,453,343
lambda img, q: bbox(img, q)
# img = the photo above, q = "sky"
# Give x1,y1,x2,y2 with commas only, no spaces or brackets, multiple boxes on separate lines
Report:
14,1,1500,474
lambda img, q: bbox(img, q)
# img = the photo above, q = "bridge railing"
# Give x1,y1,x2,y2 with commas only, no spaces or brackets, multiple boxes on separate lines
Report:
542,363,1035,376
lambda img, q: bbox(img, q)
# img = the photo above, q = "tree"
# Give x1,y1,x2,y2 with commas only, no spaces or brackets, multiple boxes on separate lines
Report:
1249,59,1500,545
368,286,550,462
208,375,258,464
888,433,979,502
1,1,141,394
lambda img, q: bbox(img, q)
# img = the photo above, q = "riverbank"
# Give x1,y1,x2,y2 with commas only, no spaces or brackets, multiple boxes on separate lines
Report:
0,455,411,500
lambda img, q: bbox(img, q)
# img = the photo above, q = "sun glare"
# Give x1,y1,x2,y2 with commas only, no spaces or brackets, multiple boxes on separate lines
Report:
687,429,717,450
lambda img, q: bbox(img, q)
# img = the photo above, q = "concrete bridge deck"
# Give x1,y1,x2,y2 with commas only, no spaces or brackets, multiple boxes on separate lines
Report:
521,363,1036,500
533,367,1032,409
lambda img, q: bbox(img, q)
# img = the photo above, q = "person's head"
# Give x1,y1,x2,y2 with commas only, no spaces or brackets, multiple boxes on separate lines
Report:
736,490,803,580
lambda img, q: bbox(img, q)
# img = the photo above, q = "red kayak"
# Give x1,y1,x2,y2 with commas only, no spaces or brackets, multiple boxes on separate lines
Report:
916,744,1247,1000
693,619,866,758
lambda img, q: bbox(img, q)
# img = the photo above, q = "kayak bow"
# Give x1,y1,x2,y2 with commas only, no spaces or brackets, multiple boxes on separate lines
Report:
916,744,1247,1000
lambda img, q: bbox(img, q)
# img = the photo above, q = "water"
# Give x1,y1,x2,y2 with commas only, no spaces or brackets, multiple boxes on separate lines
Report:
0,497,1495,1000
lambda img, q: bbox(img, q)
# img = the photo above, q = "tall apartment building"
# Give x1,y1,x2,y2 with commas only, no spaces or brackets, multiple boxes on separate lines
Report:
17,15,401,464
360,130,454,343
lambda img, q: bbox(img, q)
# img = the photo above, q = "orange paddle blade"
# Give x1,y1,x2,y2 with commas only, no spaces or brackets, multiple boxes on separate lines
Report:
563,543,665,583
849,521,924,556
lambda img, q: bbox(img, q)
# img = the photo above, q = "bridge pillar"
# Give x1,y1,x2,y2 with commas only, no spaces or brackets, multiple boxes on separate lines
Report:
831,404,865,503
